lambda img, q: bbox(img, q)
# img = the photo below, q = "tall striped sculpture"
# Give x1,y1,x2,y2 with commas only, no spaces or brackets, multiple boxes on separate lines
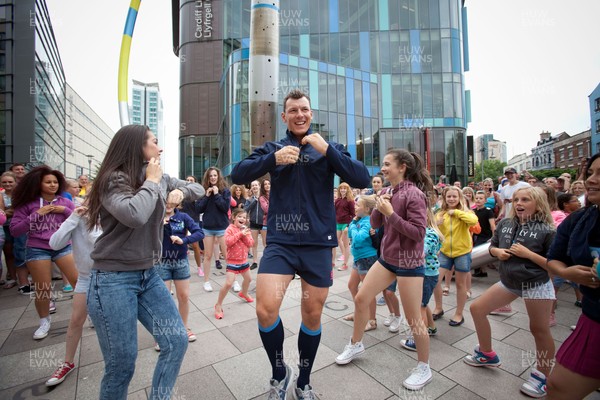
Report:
249,0,280,147
118,0,141,127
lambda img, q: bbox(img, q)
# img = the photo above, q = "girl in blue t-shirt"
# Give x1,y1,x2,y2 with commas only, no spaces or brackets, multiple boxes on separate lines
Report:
343,195,379,331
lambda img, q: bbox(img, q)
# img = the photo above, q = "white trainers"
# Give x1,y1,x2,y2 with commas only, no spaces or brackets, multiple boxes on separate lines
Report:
383,313,394,326
232,281,241,293
87,315,94,328
389,316,404,333
520,368,547,398
335,340,365,365
403,361,432,390
203,281,213,292
33,317,51,340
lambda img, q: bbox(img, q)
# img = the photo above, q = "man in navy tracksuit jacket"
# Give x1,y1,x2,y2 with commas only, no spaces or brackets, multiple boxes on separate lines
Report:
231,89,370,399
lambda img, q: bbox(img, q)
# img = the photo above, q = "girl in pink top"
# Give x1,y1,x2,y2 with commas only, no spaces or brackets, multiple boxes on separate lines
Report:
214,208,255,319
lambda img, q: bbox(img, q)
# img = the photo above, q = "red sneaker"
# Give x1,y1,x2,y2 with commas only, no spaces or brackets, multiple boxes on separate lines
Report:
490,305,512,315
337,264,348,271
46,362,75,386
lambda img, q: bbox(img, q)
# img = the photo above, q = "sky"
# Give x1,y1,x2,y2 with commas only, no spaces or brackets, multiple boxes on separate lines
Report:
46,0,600,174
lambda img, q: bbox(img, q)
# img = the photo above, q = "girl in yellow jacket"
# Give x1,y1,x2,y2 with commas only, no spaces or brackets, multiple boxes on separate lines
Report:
433,186,478,327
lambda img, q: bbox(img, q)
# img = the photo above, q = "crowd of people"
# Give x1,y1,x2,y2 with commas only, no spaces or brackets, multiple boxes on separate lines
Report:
1,90,598,400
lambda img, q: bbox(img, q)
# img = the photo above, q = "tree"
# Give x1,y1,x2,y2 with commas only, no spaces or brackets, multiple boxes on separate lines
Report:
473,160,507,182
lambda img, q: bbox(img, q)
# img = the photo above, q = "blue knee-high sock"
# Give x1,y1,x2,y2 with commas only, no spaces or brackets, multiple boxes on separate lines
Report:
297,322,321,389
258,316,286,382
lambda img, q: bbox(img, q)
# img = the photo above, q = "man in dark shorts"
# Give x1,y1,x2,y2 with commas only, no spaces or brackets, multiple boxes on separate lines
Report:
231,89,370,399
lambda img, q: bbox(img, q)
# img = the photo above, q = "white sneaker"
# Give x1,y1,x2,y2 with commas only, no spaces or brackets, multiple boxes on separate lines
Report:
335,340,365,365
383,313,394,327
87,316,94,329
232,281,241,293
403,361,432,390
34,317,51,340
203,281,213,292
389,315,407,333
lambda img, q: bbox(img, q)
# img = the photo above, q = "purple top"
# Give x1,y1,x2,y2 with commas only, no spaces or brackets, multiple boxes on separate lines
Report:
10,196,74,250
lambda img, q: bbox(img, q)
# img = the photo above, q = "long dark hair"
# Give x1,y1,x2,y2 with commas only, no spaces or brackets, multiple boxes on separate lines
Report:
86,124,150,229
202,167,227,192
12,166,66,209
260,179,270,198
385,149,434,198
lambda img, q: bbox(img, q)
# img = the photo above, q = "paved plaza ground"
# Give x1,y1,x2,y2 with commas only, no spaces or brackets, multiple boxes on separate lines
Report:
0,246,598,400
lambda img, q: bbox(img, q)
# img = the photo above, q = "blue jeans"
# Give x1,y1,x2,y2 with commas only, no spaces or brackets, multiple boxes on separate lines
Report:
87,268,188,400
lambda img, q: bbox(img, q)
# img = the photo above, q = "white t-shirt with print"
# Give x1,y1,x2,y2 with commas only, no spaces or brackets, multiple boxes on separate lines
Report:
500,181,531,216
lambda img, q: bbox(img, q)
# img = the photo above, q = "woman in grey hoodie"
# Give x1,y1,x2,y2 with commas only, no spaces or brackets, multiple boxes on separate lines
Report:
85,125,204,400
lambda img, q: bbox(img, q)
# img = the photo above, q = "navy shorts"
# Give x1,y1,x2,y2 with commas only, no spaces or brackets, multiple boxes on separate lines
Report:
259,243,333,288
422,275,439,307
378,258,425,277
227,263,250,274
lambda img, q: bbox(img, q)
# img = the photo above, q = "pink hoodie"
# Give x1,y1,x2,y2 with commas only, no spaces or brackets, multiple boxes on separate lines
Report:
225,224,255,265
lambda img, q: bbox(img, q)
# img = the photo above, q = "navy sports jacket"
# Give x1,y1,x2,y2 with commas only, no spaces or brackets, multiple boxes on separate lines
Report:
231,129,370,247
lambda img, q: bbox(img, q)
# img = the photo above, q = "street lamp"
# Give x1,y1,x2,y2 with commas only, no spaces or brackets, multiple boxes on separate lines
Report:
189,135,195,178
86,154,94,177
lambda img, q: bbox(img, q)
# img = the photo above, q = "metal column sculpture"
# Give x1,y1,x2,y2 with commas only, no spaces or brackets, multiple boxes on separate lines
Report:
249,0,280,147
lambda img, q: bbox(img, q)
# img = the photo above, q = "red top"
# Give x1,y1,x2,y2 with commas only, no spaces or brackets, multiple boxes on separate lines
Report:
335,198,355,224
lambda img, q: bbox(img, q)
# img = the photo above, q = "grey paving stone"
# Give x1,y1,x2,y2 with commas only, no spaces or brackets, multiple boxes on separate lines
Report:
385,333,468,371
129,389,150,400
311,362,394,399
320,318,382,354
459,309,520,341
0,329,11,349
425,319,473,347
554,305,582,327
321,294,358,320
452,331,534,377
14,303,73,331
345,341,456,400
155,365,236,400
200,301,258,328
0,374,77,400
178,328,240,375
500,328,562,359
435,384,484,400
0,306,26,331
0,293,30,311
0,319,70,357
0,341,72,390
219,317,294,353
439,358,532,400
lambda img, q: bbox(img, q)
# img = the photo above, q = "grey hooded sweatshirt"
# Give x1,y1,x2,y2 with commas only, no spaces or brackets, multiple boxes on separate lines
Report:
91,171,205,272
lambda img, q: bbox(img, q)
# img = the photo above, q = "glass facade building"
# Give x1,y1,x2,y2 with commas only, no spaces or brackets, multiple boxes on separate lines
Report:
131,80,165,147
0,0,113,176
174,0,471,182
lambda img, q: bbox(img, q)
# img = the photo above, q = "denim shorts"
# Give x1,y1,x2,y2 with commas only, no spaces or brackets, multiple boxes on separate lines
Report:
552,275,578,289
227,263,250,274
203,229,226,237
498,280,555,300
386,279,397,293
13,234,27,267
75,274,91,294
438,252,472,273
352,255,377,275
378,258,425,277
155,258,191,281
260,243,333,287
422,275,439,307
26,245,72,263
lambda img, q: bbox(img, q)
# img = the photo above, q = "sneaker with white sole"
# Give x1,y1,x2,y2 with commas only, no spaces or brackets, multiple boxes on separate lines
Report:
293,384,317,400
520,368,547,398
267,363,294,400
400,335,417,352
87,315,94,328
376,296,386,306
154,342,161,351
49,300,56,314
389,315,405,333
403,361,432,390
490,304,512,315
335,340,365,365
383,313,395,327
187,329,197,342
46,362,75,386
33,317,51,340
203,281,213,292
232,281,241,293
463,345,501,367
